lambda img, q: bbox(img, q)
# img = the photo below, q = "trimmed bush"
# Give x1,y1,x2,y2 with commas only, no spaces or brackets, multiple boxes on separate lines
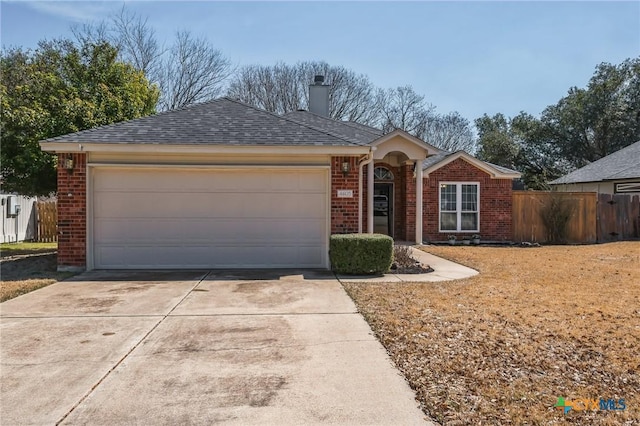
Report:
329,233,393,275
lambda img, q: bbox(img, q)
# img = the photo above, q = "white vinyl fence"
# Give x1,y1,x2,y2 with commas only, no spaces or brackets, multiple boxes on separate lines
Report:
1,194,37,243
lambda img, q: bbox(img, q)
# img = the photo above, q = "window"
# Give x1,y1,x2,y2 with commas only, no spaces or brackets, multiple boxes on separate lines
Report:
439,182,479,232
615,182,640,193
374,167,394,180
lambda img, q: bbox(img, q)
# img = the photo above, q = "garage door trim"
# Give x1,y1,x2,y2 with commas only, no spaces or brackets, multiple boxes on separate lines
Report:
87,164,331,270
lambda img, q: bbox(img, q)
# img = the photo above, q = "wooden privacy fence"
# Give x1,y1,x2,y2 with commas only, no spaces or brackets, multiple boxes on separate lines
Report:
36,201,57,242
513,191,640,244
597,193,640,242
512,191,597,244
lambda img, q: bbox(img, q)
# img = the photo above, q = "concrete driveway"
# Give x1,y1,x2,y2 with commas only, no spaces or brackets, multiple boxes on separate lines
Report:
0,270,432,425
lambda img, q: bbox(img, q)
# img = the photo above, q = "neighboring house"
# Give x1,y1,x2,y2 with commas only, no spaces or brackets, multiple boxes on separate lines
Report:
39,78,520,271
550,141,640,194
0,194,37,243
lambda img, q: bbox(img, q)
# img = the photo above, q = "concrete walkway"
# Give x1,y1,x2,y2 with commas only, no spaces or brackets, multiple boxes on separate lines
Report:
337,245,478,283
0,270,435,425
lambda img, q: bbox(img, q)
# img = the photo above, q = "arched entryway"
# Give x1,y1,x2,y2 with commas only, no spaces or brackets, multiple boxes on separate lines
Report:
366,130,440,243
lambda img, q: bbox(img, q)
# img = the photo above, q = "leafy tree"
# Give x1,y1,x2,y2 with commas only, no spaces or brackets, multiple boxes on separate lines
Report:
540,58,640,169
475,113,520,168
1,40,159,195
475,112,568,189
476,58,639,189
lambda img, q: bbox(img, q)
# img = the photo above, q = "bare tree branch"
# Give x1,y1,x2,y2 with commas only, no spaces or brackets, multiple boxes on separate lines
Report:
159,31,233,110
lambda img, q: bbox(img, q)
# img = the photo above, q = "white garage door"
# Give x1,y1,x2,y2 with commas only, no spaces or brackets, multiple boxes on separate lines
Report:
92,167,328,269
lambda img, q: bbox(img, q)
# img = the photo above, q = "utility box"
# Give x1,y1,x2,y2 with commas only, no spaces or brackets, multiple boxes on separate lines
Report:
6,195,19,216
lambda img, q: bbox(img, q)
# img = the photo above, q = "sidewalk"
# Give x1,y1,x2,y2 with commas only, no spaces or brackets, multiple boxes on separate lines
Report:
336,245,478,283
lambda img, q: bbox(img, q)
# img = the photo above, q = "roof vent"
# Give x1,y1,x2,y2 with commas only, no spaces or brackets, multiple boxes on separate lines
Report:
314,75,325,85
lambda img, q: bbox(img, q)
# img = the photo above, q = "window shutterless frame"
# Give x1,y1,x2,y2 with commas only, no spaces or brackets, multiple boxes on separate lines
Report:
439,182,480,232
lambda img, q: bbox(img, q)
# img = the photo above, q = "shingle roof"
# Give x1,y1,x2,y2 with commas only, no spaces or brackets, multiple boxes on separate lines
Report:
41,98,362,147
283,110,382,145
550,141,640,184
422,151,520,175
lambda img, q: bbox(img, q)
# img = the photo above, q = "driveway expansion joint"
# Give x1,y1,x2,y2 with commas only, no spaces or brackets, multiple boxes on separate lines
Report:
54,272,211,425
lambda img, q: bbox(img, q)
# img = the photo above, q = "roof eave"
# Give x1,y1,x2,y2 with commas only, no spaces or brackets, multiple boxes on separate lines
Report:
39,141,371,155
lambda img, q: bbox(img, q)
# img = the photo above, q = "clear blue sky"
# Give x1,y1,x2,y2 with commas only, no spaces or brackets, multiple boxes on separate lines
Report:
2,1,639,123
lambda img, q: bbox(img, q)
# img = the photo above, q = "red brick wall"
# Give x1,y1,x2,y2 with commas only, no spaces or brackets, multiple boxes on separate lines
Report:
331,156,360,233
423,158,513,242
57,153,87,269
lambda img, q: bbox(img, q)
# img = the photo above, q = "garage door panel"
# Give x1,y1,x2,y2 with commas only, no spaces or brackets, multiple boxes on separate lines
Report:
95,219,326,245
92,168,328,269
95,244,325,269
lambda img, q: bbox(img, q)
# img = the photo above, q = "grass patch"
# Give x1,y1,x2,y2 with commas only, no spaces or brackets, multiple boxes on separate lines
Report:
1,278,62,302
343,242,640,424
1,242,57,257
1,250,73,302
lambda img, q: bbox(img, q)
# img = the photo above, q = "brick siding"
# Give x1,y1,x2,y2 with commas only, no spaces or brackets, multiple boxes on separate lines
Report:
423,158,513,242
57,153,87,269
331,156,360,234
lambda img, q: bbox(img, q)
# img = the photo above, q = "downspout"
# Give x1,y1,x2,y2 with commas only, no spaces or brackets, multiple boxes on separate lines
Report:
358,149,375,233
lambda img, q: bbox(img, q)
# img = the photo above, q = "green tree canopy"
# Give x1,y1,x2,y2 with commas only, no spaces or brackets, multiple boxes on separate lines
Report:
1,39,159,196
475,58,640,189
541,58,640,169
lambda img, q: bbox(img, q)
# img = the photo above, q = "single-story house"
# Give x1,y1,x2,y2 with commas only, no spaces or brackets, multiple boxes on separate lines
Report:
40,78,520,271
550,140,640,194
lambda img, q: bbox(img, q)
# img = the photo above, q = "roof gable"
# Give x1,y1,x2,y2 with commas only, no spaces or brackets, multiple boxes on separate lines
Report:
422,151,521,179
550,141,640,184
371,129,442,160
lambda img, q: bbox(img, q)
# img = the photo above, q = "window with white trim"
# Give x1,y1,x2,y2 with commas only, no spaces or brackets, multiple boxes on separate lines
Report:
439,182,479,232
374,166,394,180
615,182,640,193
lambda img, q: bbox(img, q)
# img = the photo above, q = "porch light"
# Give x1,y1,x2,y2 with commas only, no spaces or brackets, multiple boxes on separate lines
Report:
64,156,74,172
341,161,351,175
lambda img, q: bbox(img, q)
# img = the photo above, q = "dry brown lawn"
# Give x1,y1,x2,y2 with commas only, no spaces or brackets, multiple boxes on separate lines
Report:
0,250,72,302
343,242,639,425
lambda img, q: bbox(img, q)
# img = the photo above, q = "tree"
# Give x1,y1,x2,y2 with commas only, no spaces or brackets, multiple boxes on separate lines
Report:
377,85,433,138
475,112,571,189
540,58,640,169
423,111,476,153
1,40,159,195
72,6,231,111
227,61,379,124
475,113,520,168
159,30,232,110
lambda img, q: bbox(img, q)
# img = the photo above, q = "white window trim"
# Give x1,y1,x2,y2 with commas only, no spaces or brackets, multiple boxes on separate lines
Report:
614,181,640,193
439,181,480,233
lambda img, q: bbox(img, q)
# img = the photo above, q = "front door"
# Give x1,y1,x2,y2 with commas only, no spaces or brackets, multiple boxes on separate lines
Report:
374,182,393,237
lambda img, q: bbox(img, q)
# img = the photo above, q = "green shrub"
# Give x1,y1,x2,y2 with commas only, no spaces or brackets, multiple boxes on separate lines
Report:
329,233,393,275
